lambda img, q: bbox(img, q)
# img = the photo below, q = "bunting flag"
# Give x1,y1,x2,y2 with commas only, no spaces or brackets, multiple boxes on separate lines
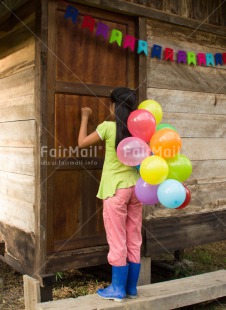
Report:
64,5,226,67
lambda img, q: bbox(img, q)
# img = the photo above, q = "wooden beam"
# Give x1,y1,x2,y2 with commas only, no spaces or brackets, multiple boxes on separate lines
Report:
56,82,112,97
144,210,226,256
23,275,41,310
46,246,108,273
34,0,48,278
70,0,226,37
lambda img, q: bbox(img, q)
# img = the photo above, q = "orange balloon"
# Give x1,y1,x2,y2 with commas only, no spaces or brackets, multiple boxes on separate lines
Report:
150,128,182,158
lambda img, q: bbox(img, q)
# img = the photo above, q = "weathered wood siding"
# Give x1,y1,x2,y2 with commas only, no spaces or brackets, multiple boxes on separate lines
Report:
125,0,226,27
0,12,35,268
145,19,226,216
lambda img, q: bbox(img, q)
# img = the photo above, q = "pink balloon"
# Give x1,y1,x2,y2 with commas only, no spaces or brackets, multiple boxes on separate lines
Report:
135,178,159,204
128,109,156,142
117,137,151,166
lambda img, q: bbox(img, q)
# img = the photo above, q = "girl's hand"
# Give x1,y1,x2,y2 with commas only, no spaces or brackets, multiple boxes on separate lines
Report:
81,107,92,118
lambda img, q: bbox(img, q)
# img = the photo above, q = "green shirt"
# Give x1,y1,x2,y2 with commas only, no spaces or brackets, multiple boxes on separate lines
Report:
96,121,140,200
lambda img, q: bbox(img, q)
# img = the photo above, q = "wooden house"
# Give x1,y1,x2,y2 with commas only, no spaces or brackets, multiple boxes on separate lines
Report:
0,0,226,296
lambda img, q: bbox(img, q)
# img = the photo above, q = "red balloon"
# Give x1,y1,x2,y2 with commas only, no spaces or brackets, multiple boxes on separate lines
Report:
176,185,191,210
127,109,156,142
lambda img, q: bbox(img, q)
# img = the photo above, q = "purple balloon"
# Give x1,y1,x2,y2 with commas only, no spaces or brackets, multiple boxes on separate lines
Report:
135,178,159,204
117,137,151,166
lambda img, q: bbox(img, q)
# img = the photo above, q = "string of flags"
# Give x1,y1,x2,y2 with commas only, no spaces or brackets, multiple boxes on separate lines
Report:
64,5,226,67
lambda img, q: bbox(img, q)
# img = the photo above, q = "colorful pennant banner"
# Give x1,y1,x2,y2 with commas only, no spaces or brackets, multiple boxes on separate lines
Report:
64,5,226,67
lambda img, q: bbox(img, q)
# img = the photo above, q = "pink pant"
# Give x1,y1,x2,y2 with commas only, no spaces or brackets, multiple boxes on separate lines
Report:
103,186,143,266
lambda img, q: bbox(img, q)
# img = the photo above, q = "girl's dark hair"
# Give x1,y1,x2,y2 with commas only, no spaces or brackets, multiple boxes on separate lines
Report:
110,87,137,150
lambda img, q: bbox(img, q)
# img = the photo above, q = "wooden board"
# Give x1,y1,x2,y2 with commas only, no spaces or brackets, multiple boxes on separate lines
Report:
69,0,226,35
55,94,110,155
0,120,35,147
147,19,226,56
46,246,108,273
0,171,35,204
189,179,226,208
0,67,35,122
56,5,136,87
0,195,35,233
182,138,226,161
191,160,226,180
0,222,34,273
0,38,35,78
0,12,35,57
147,59,226,94
144,210,226,255
143,179,226,218
37,270,226,310
161,112,226,138
147,88,226,115
0,147,34,175
52,169,105,251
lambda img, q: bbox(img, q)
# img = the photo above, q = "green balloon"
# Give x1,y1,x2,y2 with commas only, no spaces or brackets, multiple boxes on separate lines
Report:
156,123,177,132
166,154,192,182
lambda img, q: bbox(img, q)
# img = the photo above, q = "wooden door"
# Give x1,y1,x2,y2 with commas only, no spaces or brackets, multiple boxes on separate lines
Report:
47,1,137,253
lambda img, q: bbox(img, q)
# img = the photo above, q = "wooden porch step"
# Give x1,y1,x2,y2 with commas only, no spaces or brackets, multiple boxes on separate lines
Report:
36,270,226,310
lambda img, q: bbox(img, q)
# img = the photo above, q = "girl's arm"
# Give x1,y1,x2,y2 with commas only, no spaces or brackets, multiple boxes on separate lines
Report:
78,107,102,148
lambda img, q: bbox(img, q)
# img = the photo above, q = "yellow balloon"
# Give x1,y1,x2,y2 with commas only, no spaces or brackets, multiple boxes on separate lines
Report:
140,155,169,185
138,100,163,125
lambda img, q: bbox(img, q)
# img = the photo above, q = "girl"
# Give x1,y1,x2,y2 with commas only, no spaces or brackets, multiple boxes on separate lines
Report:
78,87,143,302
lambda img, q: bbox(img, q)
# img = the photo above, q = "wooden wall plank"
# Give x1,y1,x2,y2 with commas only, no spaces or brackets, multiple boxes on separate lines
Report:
161,112,226,138
220,1,226,26
0,39,35,78
208,0,221,26
0,147,34,175
143,180,226,218
191,160,226,180
0,13,35,58
0,222,35,272
70,0,226,36
147,19,226,58
0,67,35,122
147,88,226,115
179,0,192,18
0,195,34,233
192,0,208,22
169,0,179,15
147,60,226,94
0,172,34,204
0,120,35,147
182,138,226,161
189,180,226,208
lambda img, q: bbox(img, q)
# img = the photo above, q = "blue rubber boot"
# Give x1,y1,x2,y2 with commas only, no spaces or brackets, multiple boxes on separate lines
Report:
126,262,141,298
97,265,128,302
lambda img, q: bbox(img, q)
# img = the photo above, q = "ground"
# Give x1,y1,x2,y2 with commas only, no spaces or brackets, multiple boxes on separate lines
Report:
0,241,226,310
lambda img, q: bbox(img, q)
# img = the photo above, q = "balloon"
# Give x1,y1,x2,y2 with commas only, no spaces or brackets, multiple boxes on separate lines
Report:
117,137,151,166
157,179,186,209
140,155,169,185
156,123,177,132
150,128,182,159
166,154,192,182
135,178,159,204
135,164,141,171
127,109,156,142
176,185,191,210
138,100,163,125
